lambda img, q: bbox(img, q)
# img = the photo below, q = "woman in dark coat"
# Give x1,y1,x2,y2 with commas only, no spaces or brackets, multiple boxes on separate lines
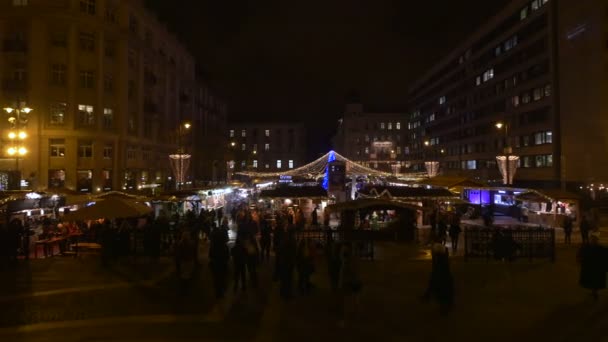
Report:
578,235,607,300
423,239,454,314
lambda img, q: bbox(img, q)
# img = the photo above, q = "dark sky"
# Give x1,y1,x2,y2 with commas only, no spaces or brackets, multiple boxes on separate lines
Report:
146,0,509,155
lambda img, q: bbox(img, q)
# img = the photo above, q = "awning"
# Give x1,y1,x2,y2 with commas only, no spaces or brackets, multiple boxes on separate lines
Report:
327,198,427,213
416,176,488,189
260,186,327,199
358,186,459,201
516,189,581,203
62,197,152,221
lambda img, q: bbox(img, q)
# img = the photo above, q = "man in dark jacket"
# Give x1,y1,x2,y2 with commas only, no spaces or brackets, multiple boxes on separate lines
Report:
209,225,229,298
578,235,607,301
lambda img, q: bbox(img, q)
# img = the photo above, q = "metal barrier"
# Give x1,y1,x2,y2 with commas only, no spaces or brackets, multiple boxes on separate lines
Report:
464,225,555,262
295,228,376,260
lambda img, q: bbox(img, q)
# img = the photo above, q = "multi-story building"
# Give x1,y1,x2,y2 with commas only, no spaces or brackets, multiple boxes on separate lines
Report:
0,0,226,192
191,80,228,185
332,99,408,174
407,0,608,189
227,122,306,174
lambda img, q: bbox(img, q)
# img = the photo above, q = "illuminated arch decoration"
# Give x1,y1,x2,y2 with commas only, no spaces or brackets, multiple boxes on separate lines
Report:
235,150,426,181
496,155,519,185
169,154,191,188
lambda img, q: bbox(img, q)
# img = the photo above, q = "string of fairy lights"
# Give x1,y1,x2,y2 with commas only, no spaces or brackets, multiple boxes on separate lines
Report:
234,150,426,181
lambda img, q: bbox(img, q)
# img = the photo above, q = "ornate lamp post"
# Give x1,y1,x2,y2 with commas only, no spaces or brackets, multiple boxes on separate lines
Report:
4,106,31,189
495,122,519,185
423,140,440,178
169,121,191,190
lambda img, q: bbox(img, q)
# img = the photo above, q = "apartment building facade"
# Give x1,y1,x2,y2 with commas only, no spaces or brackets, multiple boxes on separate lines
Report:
407,0,608,189
0,0,227,192
227,123,306,174
332,101,408,174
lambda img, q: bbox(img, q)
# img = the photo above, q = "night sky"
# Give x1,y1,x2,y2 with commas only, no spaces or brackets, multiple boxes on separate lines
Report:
146,0,510,156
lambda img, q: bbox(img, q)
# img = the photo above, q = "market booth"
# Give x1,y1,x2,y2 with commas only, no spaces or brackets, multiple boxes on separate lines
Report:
151,187,234,217
258,185,328,223
515,189,580,227
357,186,465,227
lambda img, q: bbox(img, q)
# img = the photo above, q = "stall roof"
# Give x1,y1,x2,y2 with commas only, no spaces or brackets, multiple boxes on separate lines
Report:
358,186,457,200
327,198,427,213
415,176,488,189
260,186,327,199
516,189,581,202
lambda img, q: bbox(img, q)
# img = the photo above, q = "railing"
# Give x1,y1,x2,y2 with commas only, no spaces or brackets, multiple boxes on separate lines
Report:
464,225,555,262
295,228,378,260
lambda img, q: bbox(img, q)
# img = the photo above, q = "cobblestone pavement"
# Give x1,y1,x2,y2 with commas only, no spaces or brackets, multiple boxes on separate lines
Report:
1,241,608,341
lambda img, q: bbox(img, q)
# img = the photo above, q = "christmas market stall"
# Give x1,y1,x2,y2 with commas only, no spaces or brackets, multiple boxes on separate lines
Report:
258,185,328,226
515,189,580,227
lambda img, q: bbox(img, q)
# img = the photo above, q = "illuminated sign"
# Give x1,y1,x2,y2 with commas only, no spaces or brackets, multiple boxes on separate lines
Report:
372,141,393,148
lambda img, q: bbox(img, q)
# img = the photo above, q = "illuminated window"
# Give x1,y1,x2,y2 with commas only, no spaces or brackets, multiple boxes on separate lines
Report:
289,160,294,169
103,108,113,129
253,143,258,152
103,144,113,159
265,143,270,151
512,95,520,107
265,164,270,169
12,0,28,6
388,122,393,130
77,104,95,126
229,130,234,137
49,139,65,157
49,102,67,126
265,129,270,137
520,6,528,20
241,129,246,137
396,122,401,130
380,122,385,129
365,147,369,154
253,160,258,168
439,96,446,105
241,161,246,168
277,160,282,169
482,68,494,82
241,144,246,151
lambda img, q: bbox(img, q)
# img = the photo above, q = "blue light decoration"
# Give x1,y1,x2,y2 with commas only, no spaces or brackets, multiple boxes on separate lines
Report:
322,150,336,190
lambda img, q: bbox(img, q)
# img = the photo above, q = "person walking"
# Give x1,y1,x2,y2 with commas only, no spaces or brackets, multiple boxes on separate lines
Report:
327,240,342,292
296,239,315,295
448,218,462,254
278,231,297,299
311,206,319,227
437,219,448,246
209,225,229,299
339,243,362,326
175,231,197,295
244,236,259,288
231,238,248,293
563,215,573,245
423,239,454,315
577,235,607,301
580,215,591,245
259,219,272,262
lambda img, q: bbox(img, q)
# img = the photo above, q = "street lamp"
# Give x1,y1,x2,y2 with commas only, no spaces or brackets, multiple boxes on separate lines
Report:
495,121,518,185
169,121,192,190
4,106,31,188
423,139,439,178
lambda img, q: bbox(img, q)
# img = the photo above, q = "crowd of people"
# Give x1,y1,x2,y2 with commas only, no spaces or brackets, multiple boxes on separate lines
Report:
175,204,363,305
